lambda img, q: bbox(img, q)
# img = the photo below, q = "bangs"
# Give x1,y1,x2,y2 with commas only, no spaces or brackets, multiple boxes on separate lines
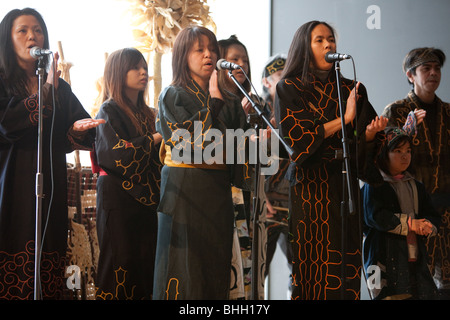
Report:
171,26,219,87
121,48,147,71
187,27,219,57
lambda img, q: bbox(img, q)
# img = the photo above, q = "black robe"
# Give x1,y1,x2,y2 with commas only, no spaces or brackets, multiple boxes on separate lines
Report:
362,175,441,300
93,100,161,300
275,71,379,300
153,80,249,300
383,91,450,290
0,77,95,299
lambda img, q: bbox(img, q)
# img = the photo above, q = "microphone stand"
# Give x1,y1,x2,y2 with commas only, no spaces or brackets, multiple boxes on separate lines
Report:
333,60,356,300
226,69,293,300
34,57,45,300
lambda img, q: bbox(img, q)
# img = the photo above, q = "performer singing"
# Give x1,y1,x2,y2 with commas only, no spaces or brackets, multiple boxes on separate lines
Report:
217,35,268,299
153,25,249,300
92,48,161,300
0,8,102,299
218,35,271,119
275,20,386,300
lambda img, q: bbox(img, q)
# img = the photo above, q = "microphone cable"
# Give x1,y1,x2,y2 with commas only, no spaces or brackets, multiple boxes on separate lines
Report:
348,56,375,301
35,51,57,299
244,69,264,106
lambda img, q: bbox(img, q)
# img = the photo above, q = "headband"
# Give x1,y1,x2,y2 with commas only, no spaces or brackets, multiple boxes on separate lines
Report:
382,111,416,151
263,57,286,78
403,50,441,73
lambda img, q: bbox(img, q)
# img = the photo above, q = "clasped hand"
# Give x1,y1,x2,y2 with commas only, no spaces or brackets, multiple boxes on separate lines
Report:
409,217,434,236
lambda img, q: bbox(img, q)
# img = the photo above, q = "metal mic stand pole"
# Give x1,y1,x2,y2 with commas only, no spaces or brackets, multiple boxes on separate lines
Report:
227,70,293,300
333,60,356,300
34,57,45,300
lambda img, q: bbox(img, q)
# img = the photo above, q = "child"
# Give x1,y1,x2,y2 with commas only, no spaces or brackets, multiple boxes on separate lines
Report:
153,26,249,300
92,48,162,299
362,127,441,300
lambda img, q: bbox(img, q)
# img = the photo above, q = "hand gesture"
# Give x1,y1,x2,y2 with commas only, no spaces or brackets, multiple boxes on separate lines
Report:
344,82,361,124
72,118,105,132
46,51,61,89
209,70,223,100
409,217,434,236
241,96,253,116
413,108,426,125
365,115,388,141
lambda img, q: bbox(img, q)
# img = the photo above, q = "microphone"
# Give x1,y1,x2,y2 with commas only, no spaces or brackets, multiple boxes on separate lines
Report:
216,59,241,70
325,51,351,63
30,46,52,59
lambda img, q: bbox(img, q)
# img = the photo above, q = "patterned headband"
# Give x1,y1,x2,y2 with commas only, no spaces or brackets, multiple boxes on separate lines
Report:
263,58,286,77
403,50,441,73
384,111,417,149
385,128,409,148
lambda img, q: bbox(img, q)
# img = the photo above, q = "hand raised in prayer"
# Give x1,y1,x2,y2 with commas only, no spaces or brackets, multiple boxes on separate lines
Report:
46,51,62,89
365,115,388,142
413,108,426,125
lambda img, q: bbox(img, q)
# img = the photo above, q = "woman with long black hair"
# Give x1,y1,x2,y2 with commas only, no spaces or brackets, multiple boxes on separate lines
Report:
0,8,102,299
275,20,386,300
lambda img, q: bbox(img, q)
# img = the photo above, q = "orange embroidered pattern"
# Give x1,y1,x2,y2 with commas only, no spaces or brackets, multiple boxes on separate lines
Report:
384,93,450,287
279,75,361,300
165,278,180,300
95,267,136,300
112,113,161,207
290,166,361,300
0,241,66,299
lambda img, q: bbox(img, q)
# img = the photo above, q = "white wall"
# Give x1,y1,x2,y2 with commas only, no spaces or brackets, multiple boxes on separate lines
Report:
271,0,450,115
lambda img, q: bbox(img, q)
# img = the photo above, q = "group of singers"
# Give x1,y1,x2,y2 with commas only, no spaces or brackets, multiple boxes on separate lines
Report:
0,7,449,301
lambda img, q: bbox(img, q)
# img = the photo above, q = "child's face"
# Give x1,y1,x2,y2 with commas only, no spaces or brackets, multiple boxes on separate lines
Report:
187,35,217,87
387,140,411,176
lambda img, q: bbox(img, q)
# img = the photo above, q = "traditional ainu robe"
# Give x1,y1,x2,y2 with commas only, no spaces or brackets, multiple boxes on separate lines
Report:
153,80,249,300
93,100,161,300
0,78,95,299
383,91,450,291
362,172,441,300
275,71,379,300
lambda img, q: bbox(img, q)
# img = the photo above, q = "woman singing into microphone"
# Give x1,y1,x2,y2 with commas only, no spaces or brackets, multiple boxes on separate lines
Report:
274,20,386,300
153,26,250,300
0,8,102,299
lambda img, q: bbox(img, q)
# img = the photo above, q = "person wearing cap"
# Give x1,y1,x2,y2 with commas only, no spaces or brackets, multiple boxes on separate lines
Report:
261,54,286,124
382,47,449,296
361,127,441,300
260,54,293,286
